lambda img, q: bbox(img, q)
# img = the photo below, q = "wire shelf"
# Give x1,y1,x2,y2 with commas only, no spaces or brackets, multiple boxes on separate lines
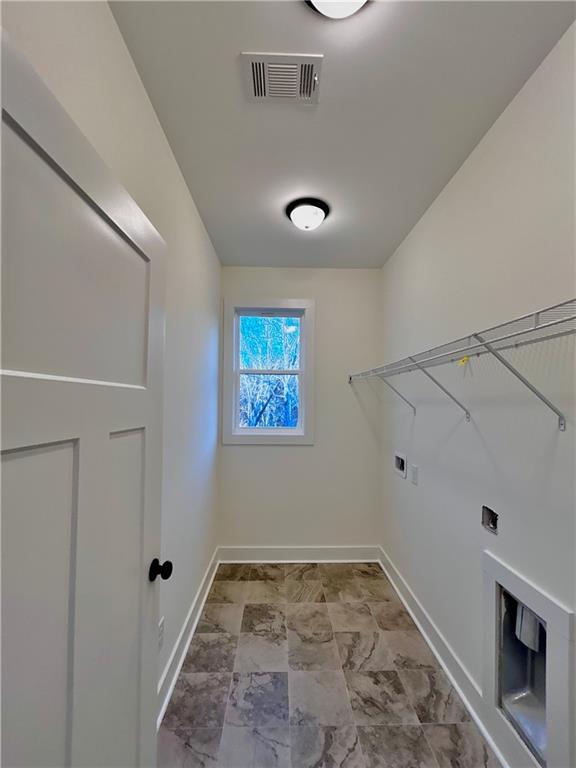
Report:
349,298,576,430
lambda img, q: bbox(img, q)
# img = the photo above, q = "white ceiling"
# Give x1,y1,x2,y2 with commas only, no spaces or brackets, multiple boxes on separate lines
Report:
112,1,574,267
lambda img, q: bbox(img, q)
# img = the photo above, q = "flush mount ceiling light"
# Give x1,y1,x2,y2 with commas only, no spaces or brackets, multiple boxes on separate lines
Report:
306,0,368,19
286,198,330,231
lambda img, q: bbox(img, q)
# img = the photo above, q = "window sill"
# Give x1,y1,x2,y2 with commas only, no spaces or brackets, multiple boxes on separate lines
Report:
222,429,314,446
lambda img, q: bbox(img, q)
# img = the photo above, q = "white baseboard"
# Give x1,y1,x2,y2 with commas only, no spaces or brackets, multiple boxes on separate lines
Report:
157,548,219,727
218,544,382,563
377,546,481,694
377,545,531,768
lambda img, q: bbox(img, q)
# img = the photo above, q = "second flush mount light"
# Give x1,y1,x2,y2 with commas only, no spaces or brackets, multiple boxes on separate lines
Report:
286,198,330,231
306,1,368,19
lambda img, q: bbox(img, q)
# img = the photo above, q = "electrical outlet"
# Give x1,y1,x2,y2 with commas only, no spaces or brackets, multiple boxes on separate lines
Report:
158,616,165,650
410,464,419,485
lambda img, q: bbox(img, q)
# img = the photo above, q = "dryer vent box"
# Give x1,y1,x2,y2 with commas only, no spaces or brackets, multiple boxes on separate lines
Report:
241,52,323,104
499,589,547,765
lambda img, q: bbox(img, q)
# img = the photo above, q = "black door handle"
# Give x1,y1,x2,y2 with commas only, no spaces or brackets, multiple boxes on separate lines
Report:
149,558,173,582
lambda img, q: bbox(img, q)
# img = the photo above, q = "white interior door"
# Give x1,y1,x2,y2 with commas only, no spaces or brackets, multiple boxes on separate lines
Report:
1,35,166,768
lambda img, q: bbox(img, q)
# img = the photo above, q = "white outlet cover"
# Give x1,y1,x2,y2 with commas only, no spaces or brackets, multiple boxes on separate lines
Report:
411,465,419,485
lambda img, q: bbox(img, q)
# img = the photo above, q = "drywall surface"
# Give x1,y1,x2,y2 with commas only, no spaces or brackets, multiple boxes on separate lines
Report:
2,1,221,687
377,25,575,767
220,267,382,547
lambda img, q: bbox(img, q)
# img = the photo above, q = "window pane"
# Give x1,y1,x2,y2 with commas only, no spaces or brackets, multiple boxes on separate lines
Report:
239,315,300,370
239,374,299,428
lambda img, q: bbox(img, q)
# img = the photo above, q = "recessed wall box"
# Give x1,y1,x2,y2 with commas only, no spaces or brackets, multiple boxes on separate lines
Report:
498,589,547,765
482,505,498,534
394,452,407,478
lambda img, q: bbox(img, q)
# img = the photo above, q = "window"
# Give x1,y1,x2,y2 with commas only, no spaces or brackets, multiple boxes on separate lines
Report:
222,299,315,444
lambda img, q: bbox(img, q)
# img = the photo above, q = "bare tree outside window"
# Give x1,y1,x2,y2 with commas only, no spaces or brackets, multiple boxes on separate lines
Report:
238,315,301,428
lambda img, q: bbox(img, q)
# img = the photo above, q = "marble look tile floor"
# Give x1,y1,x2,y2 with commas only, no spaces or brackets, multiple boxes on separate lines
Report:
159,563,499,768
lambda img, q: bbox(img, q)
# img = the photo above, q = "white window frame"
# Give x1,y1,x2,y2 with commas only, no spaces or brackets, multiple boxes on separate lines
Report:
222,299,315,445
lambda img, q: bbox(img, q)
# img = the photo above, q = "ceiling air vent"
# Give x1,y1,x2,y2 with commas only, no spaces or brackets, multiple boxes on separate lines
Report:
241,53,323,104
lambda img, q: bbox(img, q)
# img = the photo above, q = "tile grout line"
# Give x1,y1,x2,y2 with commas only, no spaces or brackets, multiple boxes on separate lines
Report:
421,721,444,768
165,561,495,767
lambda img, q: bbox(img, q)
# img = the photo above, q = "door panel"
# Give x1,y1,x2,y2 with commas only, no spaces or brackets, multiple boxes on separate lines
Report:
2,121,149,387
1,441,78,768
2,34,166,768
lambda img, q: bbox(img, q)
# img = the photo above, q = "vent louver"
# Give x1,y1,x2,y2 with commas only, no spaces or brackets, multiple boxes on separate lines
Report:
251,61,266,98
300,63,315,99
241,53,323,104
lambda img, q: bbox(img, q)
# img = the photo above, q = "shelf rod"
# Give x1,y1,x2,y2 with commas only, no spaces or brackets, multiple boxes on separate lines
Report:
349,326,576,382
408,356,471,422
350,312,576,381
403,313,576,371
378,376,416,414
473,333,567,431
407,327,576,373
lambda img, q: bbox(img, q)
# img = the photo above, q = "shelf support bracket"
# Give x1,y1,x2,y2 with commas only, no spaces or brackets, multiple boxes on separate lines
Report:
473,334,567,431
378,376,416,414
408,356,471,422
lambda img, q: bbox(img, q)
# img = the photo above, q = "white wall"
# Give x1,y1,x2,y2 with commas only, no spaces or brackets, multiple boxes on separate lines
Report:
4,5,574,760
2,0,221,697
220,267,382,548
377,25,575,767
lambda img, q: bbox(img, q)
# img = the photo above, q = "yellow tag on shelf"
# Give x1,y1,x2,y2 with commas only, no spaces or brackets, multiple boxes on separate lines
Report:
457,355,469,367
